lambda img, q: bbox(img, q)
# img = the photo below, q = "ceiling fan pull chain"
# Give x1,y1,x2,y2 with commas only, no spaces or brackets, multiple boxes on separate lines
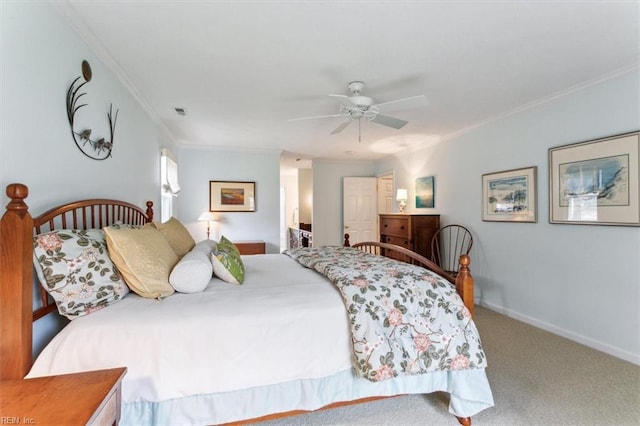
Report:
358,119,361,142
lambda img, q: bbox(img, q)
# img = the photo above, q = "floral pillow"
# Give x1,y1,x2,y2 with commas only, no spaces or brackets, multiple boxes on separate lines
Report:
33,229,129,319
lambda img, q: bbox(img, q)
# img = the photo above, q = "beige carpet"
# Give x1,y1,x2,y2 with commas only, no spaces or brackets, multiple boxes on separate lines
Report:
259,306,640,425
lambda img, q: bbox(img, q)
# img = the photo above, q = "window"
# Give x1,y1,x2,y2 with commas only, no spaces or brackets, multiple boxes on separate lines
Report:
160,149,180,222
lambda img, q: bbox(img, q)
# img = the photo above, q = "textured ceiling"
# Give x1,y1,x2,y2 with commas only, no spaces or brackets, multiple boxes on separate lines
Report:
55,1,640,164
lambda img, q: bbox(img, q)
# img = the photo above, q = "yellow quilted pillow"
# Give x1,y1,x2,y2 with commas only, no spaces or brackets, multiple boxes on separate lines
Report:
104,225,178,298
153,217,196,258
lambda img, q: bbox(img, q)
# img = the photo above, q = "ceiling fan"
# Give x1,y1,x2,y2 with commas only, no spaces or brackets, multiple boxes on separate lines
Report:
288,81,427,141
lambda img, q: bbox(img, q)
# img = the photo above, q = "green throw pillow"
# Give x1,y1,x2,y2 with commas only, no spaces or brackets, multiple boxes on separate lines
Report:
218,235,240,255
211,243,244,284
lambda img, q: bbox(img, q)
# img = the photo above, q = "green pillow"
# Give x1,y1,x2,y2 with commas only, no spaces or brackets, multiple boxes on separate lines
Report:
218,235,240,255
211,243,244,285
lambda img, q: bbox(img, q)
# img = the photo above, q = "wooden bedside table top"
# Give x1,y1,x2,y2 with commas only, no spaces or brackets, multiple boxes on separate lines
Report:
0,367,127,425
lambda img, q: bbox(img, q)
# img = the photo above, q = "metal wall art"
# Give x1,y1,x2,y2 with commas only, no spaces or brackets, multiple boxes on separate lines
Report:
66,60,118,160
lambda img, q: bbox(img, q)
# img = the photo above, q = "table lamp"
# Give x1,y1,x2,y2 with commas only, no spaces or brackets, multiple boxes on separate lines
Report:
198,211,217,240
396,188,408,213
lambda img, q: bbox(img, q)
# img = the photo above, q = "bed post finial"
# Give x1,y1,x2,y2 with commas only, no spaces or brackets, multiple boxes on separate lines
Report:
1,183,33,379
344,233,350,247
145,201,154,222
6,183,29,214
456,254,474,317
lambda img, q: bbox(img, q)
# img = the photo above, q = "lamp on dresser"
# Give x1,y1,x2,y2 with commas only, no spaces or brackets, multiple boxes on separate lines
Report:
396,188,408,213
198,211,217,240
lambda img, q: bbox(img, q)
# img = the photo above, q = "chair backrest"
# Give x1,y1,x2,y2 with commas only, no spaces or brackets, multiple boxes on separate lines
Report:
430,224,473,276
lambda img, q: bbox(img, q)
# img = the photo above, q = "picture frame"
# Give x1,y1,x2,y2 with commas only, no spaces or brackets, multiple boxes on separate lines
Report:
415,176,435,208
549,131,639,226
482,166,537,222
209,181,256,212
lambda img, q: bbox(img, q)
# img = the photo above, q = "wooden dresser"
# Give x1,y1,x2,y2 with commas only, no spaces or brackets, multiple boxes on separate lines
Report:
0,367,126,425
379,214,440,260
234,240,266,255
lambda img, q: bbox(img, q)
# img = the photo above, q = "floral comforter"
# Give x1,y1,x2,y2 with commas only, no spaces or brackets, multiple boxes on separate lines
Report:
285,246,487,382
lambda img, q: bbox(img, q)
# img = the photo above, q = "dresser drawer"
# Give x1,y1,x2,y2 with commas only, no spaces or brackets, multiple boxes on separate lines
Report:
381,235,410,248
380,217,409,237
378,214,440,260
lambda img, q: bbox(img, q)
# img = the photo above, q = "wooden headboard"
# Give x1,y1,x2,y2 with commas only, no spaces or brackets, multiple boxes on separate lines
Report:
0,183,153,380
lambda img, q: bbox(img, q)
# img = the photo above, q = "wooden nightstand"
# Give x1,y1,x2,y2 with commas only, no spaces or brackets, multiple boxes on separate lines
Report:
0,367,127,425
234,240,266,255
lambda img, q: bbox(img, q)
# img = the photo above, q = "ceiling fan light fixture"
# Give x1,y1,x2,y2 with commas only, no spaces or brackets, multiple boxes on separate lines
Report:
347,81,365,94
288,79,426,140
349,96,373,109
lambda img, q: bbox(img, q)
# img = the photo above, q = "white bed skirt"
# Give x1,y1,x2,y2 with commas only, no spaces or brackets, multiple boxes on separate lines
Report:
122,366,493,425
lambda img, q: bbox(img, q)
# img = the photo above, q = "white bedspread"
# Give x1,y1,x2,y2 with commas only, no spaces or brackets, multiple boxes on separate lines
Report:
28,254,352,401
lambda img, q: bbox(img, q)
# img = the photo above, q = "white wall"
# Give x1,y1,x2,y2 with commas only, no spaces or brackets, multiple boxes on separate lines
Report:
312,160,375,247
280,172,298,229
298,168,313,225
178,147,281,253
1,2,175,356
375,71,640,364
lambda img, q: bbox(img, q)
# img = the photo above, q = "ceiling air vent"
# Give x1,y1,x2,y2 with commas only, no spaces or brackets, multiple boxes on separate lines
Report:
174,107,187,116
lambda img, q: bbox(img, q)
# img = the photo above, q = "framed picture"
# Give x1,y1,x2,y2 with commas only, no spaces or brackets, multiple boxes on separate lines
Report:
415,176,435,208
209,181,256,212
482,166,537,222
549,131,639,226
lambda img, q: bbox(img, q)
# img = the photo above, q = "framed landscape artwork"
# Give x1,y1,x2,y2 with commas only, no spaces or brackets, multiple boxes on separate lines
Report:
209,181,256,212
415,176,435,208
482,166,537,222
549,131,639,226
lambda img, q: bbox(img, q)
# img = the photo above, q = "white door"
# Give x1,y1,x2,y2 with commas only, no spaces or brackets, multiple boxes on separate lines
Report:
343,177,377,245
377,175,394,214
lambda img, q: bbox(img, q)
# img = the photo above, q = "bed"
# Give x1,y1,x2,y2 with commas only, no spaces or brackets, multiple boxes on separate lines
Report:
0,183,493,425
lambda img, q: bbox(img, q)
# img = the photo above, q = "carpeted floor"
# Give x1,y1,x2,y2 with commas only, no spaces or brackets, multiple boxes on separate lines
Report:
258,306,640,425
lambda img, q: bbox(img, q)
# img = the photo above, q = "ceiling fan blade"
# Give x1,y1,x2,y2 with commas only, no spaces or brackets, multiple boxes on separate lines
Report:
373,95,428,111
370,114,408,129
288,113,342,122
330,120,352,135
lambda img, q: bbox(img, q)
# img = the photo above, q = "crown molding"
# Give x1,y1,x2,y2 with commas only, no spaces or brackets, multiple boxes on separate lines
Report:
51,1,177,144
441,63,640,143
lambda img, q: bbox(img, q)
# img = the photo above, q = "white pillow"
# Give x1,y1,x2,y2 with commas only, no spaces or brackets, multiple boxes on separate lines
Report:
169,245,214,293
193,239,217,254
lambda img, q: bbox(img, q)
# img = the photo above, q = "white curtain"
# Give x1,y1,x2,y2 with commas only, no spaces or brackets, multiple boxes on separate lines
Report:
160,149,179,222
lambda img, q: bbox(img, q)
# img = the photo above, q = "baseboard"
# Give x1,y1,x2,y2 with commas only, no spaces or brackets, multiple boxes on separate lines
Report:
478,301,640,366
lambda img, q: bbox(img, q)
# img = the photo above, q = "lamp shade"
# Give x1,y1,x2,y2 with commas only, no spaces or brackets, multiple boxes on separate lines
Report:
396,188,408,201
198,211,216,222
